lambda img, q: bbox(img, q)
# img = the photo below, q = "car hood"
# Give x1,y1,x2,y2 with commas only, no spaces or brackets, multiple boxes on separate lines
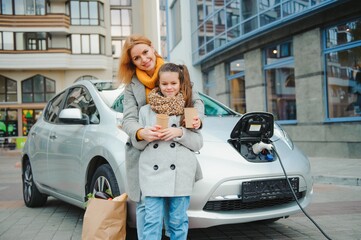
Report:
201,116,241,142
202,116,281,143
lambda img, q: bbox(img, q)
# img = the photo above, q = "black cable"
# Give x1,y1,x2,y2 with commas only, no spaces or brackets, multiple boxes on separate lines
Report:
272,147,332,240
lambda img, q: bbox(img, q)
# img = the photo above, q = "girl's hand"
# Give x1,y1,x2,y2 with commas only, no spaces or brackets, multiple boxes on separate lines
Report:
139,126,161,142
192,116,202,129
158,127,183,141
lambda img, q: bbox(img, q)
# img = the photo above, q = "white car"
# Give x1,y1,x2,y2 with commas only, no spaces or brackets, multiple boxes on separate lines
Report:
21,80,313,228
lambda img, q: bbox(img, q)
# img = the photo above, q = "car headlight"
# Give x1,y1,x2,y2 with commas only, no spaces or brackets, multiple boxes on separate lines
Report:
274,123,294,150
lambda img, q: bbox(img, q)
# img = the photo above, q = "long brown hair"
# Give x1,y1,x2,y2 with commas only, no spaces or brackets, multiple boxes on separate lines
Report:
118,34,162,84
157,63,194,126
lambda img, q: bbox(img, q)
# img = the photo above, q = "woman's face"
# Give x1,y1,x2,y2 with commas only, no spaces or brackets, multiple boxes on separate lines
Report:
130,43,157,76
159,72,180,98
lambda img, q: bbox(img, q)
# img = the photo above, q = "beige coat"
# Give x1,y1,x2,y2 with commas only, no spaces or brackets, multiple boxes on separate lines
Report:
122,76,204,202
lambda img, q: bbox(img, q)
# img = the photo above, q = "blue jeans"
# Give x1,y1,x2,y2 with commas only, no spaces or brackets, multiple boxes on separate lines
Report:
142,196,190,240
136,198,170,240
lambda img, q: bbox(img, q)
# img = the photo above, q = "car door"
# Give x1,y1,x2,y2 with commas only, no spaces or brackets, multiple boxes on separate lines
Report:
46,86,96,201
28,91,66,184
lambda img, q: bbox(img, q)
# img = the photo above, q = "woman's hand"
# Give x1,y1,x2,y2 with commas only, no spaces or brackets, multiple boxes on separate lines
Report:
139,126,161,142
157,127,183,141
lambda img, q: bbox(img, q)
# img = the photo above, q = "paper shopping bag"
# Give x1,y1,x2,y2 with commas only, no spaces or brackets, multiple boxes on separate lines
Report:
82,193,128,240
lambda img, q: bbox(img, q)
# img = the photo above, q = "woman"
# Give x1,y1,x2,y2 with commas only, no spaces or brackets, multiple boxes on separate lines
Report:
118,34,204,239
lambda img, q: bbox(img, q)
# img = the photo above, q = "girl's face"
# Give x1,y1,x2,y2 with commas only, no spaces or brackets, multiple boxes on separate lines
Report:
130,43,157,76
159,72,180,98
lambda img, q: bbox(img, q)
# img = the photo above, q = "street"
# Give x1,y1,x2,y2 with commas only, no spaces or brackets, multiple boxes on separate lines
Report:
1,151,361,240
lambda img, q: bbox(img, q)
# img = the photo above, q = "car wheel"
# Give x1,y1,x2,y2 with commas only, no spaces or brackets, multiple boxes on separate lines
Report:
22,159,48,207
90,164,120,197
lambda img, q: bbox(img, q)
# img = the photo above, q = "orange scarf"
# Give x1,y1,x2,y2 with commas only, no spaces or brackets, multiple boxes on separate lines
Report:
136,56,164,103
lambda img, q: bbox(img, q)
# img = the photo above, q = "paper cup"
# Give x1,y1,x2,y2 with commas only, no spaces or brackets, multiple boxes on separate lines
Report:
184,108,198,128
156,114,169,129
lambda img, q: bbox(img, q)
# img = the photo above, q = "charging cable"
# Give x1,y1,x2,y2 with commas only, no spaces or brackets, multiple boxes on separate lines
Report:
272,146,332,240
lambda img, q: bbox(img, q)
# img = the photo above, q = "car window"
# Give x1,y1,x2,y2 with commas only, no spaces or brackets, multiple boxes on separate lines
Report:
111,94,124,113
65,87,100,124
200,93,238,116
44,91,66,123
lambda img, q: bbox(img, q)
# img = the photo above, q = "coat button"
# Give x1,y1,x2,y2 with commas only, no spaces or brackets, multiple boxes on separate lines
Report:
153,143,158,149
170,142,175,148
171,124,177,127
153,165,158,170
170,164,175,170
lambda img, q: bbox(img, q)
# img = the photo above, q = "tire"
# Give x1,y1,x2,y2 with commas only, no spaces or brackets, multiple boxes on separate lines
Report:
22,159,48,207
89,164,120,198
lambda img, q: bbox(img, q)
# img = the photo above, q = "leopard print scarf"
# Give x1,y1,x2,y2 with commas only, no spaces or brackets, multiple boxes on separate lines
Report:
148,88,185,116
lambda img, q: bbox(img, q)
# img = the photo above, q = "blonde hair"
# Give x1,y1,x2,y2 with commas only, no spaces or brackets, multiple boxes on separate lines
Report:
118,34,161,84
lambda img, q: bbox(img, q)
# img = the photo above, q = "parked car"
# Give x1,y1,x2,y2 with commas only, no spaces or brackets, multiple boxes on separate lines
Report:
21,80,313,228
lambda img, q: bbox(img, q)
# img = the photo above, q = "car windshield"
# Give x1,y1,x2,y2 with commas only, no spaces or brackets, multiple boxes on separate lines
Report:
199,93,238,116
110,91,238,117
94,81,124,108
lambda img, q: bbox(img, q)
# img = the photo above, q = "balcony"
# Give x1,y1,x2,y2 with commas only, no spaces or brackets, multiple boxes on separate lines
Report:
0,14,70,29
0,52,113,70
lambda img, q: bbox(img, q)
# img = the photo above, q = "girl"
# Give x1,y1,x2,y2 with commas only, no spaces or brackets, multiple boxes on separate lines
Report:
132,63,203,240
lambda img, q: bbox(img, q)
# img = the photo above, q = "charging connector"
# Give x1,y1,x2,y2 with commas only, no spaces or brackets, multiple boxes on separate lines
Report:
252,141,273,154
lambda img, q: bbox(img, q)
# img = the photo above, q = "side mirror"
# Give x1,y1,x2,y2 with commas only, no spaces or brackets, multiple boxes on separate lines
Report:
59,108,89,125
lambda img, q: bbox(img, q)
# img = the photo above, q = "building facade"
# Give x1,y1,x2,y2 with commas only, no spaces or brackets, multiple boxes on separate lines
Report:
166,0,361,158
0,0,165,145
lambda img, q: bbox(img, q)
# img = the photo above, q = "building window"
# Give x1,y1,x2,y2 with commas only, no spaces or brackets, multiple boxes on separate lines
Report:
170,0,181,48
203,68,216,99
10,0,47,15
0,76,17,102
264,40,296,122
0,0,13,14
110,0,131,6
191,0,333,63
0,109,18,137
1,32,49,51
22,109,42,136
0,32,14,50
14,32,47,50
110,0,132,58
110,9,132,37
324,18,361,119
227,58,246,113
112,39,124,58
21,75,55,103
70,34,105,54
69,0,104,25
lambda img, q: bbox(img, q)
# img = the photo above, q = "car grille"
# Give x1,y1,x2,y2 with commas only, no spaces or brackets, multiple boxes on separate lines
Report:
203,191,304,211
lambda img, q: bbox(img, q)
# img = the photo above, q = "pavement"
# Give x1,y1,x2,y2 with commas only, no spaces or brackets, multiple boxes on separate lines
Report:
0,148,360,240
309,156,361,187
